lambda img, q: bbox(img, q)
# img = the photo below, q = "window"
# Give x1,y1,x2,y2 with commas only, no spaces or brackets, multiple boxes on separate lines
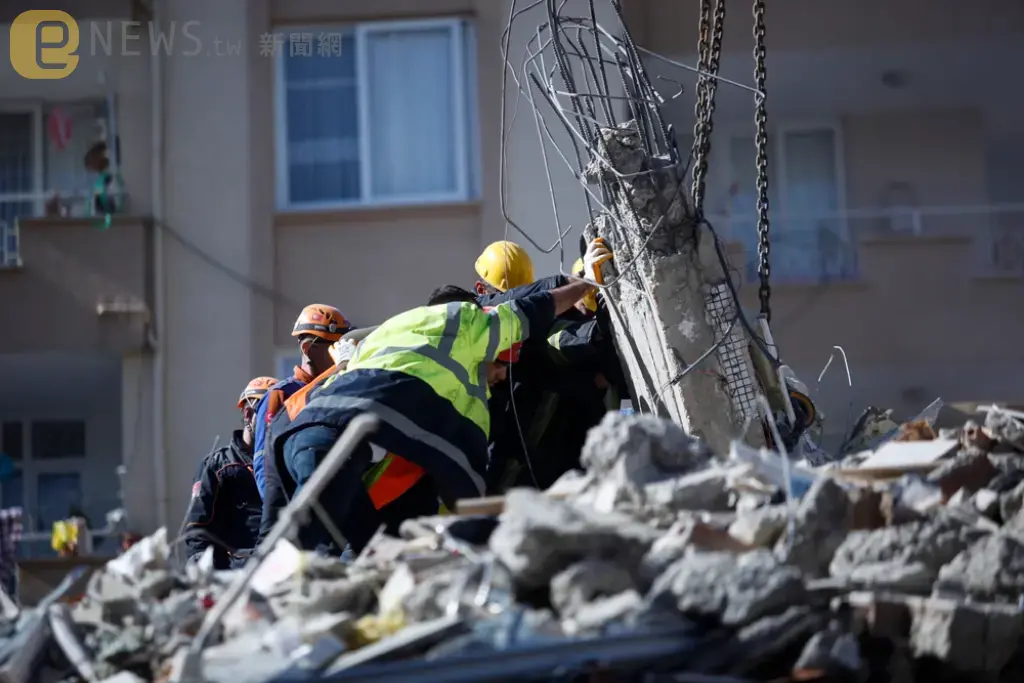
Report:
0,102,112,219
721,125,852,282
275,18,479,210
0,101,114,264
276,352,302,380
0,419,90,558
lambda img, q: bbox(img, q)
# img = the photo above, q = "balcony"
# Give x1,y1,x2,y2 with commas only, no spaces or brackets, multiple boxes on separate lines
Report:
0,204,152,354
713,204,1024,285
715,205,1024,426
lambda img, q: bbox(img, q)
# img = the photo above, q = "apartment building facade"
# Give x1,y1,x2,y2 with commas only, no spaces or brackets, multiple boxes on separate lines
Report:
0,0,1021,549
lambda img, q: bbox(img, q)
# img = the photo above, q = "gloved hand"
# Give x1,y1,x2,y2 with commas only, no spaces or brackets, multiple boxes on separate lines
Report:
329,338,357,365
583,237,613,285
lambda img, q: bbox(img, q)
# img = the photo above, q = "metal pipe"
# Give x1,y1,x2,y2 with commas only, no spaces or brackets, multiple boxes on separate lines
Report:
150,0,168,530
178,414,378,676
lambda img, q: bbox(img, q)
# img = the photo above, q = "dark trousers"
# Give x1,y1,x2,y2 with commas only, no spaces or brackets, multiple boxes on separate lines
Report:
283,424,382,554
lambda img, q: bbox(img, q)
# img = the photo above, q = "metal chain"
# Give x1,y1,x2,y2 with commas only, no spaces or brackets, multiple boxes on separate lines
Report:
690,0,710,206
691,0,726,215
752,0,772,321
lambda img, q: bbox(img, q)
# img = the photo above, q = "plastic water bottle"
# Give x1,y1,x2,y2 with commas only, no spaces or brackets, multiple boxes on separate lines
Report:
620,400,635,416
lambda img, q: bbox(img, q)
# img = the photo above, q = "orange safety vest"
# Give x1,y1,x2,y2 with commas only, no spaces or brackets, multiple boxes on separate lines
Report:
283,364,426,510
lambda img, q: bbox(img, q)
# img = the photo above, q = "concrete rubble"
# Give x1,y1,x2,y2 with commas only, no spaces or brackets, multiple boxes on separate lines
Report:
4,405,1024,682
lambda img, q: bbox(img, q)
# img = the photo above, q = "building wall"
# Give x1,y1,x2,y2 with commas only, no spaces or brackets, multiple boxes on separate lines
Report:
630,0,1024,54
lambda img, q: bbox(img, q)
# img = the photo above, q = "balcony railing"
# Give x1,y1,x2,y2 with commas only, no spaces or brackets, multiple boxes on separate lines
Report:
0,190,131,269
705,203,1024,284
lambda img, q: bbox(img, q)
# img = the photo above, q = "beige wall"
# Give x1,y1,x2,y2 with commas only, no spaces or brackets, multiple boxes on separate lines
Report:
630,0,1024,54
843,109,988,208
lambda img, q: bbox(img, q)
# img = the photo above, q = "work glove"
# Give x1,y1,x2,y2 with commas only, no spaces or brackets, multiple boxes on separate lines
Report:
583,237,613,285
329,338,357,365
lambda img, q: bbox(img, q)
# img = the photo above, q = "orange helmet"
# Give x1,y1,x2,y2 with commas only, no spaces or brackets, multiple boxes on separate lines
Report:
291,304,350,343
237,376,278,409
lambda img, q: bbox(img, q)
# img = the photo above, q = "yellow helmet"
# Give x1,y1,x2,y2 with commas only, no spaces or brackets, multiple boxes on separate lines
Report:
474,241,534,292
571,257,585,277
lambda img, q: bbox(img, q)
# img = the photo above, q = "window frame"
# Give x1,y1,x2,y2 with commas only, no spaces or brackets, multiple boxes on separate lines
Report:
0,98,116,215
716,119,847,223
716,120,850,281
273,17,478,212
0,417,89,539
0,102,45,216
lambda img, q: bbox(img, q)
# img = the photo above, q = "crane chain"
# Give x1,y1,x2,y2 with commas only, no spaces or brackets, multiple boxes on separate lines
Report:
752,0,772,322
691,0,726,215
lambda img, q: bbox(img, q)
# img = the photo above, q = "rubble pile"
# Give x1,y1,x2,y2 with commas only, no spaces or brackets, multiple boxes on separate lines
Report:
6,404,1024,682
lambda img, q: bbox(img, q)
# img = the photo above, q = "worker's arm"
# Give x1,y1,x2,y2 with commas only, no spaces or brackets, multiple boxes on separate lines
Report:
549,280,597,317
250,392,274,499
183,458,220,561
257,429,288,545
477,274,569,306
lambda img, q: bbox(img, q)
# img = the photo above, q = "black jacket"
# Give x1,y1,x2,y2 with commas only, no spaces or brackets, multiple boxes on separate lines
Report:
478,275,627,491
184,430,262,569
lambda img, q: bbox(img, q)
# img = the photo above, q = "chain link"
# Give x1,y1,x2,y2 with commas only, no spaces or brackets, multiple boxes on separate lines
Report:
691,0,726,215
752,0,771,321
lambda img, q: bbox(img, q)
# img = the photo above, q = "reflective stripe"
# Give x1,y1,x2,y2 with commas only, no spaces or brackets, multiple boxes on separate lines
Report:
507,299,530,341
311,393,486,495
365,454,426,509
484,314,501,361
363,453,392,487
366,302,488,404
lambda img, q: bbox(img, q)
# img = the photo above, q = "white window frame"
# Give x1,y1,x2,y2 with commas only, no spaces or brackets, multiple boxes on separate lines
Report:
716,119,847,225
273,17,478,212
0,102,45,216
0,99,116,215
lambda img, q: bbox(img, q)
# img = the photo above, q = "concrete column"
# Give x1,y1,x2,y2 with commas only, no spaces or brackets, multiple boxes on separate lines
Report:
160,0,267,527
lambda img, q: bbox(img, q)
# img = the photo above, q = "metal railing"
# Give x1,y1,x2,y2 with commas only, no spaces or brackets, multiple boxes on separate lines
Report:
706,203,1024,283
0,190,131,269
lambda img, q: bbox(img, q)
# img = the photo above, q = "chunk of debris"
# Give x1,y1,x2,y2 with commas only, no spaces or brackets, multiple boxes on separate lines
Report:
647,550,807,627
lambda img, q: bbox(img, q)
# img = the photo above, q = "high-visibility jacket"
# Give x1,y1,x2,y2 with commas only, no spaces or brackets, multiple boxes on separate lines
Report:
275,296,554,506
252,366,315,498
257,363,432,541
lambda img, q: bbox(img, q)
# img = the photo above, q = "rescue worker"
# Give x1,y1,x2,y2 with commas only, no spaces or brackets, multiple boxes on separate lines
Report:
257,332,439,545
252,304,350,500
267,242,610,554
473,240,535,296
184,376,276,569
484,245,632,490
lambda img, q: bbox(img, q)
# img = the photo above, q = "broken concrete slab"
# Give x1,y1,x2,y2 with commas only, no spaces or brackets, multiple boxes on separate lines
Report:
830,517,981,580
926,450,998,500
935,533,1024,601
647,549,807,627
728,504,786,547
909,596,1024,674
984,410,1024,452
550,559,635,620
488,488,660,590
580,412,712,477
776,477,854,577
